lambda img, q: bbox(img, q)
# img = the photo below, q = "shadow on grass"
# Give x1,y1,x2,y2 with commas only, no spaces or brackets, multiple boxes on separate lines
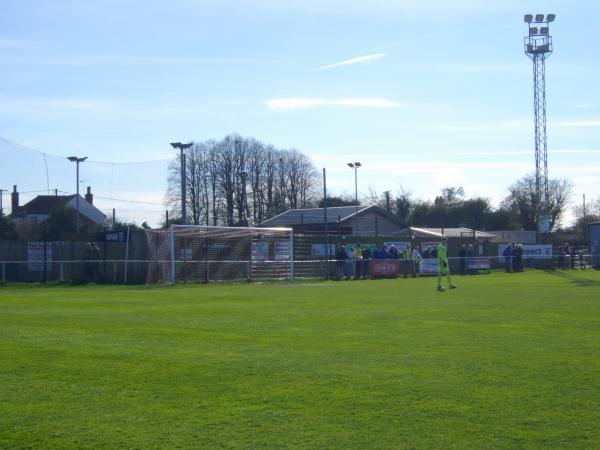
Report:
545,269,600,287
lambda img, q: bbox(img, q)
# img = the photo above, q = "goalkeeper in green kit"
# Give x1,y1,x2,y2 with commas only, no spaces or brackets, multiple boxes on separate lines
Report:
437,238,456,292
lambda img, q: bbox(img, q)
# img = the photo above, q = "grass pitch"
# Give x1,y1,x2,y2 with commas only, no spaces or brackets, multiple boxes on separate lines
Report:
1,270,600,449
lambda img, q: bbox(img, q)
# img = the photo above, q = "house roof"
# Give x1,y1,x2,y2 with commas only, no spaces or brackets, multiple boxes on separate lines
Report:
12,194,105,225
398,226,496,239
14,195,76,215
260,205,385,227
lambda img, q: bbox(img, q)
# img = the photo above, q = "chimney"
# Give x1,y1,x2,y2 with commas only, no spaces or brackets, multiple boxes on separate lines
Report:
11,185,19,212
85,186,93,205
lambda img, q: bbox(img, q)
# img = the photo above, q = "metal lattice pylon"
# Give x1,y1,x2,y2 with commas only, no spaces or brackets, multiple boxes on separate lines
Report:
524,13,555,232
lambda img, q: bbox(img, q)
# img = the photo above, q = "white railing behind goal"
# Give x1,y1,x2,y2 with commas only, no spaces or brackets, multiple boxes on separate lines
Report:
145,225,294,284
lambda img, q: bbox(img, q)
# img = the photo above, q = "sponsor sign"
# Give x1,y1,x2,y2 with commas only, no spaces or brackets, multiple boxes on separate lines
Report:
468,257,490,270
252,241,269,262
498,244,552,259
311,243,336,257
274,240,291,261
371,259,401,277
102,231,128,242
420,258,439,274
28,242,52,271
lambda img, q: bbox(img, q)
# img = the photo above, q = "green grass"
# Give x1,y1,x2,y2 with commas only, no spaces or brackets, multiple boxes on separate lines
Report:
1,270,600,449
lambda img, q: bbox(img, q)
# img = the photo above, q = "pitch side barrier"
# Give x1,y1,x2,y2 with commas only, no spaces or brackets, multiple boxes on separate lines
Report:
0,254,596,284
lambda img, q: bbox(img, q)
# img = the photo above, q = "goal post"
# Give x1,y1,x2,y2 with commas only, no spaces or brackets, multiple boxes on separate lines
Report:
145,224,294,284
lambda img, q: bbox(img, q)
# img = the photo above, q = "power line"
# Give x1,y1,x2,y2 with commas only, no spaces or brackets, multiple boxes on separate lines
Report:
57,190,165,206
0,136,175,165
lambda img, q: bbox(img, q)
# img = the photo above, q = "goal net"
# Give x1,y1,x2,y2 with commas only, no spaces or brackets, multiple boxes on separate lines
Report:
145,225,294,284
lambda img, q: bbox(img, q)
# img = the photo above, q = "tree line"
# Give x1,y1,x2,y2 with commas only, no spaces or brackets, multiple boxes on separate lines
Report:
166,134,319,226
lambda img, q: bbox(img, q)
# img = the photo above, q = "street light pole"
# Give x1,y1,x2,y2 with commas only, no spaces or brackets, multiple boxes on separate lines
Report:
347,162,362,216
67,156,88,233
170,142,193,225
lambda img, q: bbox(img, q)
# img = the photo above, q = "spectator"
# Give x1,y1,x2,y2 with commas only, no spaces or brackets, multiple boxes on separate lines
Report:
389,246,399,259
503,243,513,272
83,242,94,282
513,243,523,272
459,244,467,275
402,245,411,278
353,245,363,279
423,245,432,259
558,243,566,269
91,242,101,281
335,245,347,280
345,246,355,279
361,246,372,279
411,246,422,278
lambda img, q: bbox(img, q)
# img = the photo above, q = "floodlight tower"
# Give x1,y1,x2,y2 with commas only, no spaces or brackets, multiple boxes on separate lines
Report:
524,13,555,233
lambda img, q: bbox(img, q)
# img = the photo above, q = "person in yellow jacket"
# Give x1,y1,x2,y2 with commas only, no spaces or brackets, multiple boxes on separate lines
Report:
437,239,456,291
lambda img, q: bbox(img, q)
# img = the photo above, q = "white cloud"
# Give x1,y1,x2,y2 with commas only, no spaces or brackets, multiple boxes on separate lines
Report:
311,53,386,72
555,119,600,127
266,97,401,111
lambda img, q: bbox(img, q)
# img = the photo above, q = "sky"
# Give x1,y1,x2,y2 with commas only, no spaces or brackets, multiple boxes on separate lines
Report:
1,0,599,227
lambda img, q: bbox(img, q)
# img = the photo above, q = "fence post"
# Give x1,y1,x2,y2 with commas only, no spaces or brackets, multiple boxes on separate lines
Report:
290,229,295,282
1,262,5,282
59,262,64,281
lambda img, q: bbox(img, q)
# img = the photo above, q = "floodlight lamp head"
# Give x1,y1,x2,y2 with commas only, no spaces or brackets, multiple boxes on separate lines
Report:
535,14,544,22
524,14,533,23
354,162,362,167
347,163,354,168
546,14,556,22
67,156,78,162
170,142,181,149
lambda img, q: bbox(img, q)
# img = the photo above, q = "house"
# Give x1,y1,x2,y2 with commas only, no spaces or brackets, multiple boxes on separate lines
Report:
9,185,105,228
259,205,402,235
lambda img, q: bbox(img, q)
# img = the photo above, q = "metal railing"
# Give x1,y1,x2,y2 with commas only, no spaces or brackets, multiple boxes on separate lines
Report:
0,255,597,285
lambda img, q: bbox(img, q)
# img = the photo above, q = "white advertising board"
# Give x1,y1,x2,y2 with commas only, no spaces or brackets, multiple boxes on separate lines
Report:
420,258,439,274
252,241,269,262
274,240,291,261
28,242,52,271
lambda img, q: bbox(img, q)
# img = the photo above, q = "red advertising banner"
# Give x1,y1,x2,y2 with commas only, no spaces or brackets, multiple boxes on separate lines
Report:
371,259,401,277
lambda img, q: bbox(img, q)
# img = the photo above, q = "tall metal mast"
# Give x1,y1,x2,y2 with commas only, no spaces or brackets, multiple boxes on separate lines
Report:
524,13,555,233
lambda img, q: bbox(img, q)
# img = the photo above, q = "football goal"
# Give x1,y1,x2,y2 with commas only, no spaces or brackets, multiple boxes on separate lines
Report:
145,225,294,284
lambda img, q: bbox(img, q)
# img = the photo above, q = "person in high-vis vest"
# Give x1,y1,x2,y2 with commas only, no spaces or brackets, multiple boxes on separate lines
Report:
437,239,456,291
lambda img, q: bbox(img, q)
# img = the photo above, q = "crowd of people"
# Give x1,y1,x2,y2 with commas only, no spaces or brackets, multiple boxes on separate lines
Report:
333,240,457,291
502,242,525,272
334,244,423,280
557,242,586,270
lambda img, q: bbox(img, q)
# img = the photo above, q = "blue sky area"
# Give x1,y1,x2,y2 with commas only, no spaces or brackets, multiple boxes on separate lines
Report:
1,0,598,226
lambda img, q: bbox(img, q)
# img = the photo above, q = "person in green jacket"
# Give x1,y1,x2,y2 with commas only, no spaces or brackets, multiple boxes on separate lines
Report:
437,239,456,291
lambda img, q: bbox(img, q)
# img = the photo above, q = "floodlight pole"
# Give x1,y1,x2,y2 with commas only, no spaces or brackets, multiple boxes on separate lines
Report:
524,13,555,234
67,156,87,233
170,142,193,225
347,162,362,216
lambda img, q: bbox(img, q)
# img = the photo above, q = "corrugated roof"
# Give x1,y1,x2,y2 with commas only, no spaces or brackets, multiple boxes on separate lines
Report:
260,205,372,227
407,227,496,238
